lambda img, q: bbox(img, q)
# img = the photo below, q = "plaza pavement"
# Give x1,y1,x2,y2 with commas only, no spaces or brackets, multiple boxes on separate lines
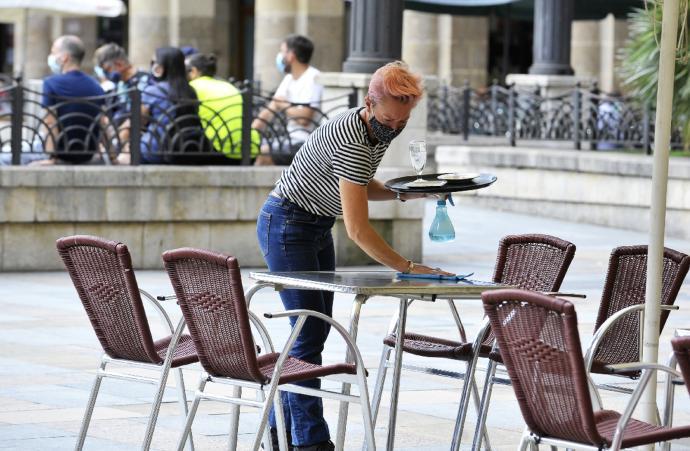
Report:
1,201,690,450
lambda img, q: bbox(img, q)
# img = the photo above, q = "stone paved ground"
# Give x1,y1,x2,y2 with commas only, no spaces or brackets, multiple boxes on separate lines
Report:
1,202,690,450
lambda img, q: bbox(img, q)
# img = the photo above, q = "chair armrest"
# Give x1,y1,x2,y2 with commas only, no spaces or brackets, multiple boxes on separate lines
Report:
139,289,175,334
605,362,682,379
264,309,365,371
584,304,680,372
611,363,684,449
248,310,275,354
542,292,587,299
156,294,177,301
244,282,275,308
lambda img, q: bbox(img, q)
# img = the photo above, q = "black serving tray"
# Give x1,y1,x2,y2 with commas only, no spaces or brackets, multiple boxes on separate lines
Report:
385,173,497,194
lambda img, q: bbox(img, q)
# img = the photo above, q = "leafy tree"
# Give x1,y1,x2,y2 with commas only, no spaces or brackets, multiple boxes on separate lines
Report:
618,2,690,148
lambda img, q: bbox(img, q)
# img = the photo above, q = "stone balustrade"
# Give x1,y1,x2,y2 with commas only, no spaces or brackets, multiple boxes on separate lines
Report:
0,166,422,271
437,145,690,240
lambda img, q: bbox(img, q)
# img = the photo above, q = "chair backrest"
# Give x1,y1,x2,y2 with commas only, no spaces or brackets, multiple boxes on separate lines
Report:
493,234,576,291
592,246,690,369
483,235,576,348
672,335,690,397
483,289,604,446
162,247,266,383
56,235,163,364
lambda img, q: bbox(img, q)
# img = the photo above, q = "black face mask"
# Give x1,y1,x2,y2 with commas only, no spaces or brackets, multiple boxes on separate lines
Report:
369,113,404,144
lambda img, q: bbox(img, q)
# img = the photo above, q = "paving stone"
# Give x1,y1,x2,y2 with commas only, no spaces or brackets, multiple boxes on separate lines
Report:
2,204,690,449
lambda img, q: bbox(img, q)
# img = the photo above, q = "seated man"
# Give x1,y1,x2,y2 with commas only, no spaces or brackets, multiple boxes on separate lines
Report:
1,35,105,166
252,34,323,165
186,53,260,163
94,43,153,120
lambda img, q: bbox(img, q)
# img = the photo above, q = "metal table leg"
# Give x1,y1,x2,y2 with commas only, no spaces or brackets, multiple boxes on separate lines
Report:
335,294,368,451
386,297,409,451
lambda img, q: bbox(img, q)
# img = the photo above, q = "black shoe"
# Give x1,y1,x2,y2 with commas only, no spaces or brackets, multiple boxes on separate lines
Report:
262,427,294,451
294,440,335,451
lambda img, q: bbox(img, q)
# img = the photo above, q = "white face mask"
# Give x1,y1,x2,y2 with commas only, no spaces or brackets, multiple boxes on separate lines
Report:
47,54,62,74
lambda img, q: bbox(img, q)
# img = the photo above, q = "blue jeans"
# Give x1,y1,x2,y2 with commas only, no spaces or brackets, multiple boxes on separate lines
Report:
256,194,336,447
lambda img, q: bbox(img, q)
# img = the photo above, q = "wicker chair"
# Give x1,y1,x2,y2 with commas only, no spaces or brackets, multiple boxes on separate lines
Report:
56,235,198,451
370,234,576,450
585,246,690,383
672,336,690,394
162,247,375,451
472,245,690,450
483,288,690,450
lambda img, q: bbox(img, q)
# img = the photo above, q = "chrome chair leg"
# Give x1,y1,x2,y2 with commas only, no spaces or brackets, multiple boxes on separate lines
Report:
142,364,174,450
176,374,208,451
174,368,195,451
273,389,290,451
357,366,376,451
470,375,492,450
253,386,276,451
74,358,107,451
227,386,242,451
370,344,392,424
471,359,498,451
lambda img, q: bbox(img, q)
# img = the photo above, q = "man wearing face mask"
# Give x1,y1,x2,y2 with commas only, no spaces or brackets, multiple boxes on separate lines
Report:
255,61,452,451
0,35,104,166
252,34,323,165
94,43,152,119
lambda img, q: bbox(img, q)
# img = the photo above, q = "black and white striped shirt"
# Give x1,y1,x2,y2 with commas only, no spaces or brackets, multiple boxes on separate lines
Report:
276,107,390,217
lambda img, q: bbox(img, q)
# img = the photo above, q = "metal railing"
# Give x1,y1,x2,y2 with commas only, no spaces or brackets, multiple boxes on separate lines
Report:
0,77,357,165
427,81,683,153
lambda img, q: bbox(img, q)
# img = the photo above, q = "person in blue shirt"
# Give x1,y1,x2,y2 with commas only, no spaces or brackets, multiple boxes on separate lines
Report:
116,47,201,164
1,35,105,166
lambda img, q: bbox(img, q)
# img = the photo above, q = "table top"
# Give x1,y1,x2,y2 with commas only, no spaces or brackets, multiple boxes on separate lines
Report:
676,329,690,337
249,270,506,297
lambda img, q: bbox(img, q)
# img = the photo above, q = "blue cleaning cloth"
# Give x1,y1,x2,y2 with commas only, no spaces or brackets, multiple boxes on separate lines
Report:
396,272,474,281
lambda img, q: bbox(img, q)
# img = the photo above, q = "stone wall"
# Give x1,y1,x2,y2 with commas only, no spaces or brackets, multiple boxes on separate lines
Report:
0,166,422,271
436,145,690,240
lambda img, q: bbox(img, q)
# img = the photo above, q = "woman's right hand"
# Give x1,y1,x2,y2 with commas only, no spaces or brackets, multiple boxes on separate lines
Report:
409,263,454,276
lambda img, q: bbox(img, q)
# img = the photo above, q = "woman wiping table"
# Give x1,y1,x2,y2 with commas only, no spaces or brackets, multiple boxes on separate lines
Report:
256,61,452,451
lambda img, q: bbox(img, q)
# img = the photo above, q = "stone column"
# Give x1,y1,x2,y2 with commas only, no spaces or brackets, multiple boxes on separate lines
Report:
175,0,216,53
129,0,169,69
296,0,344,73
62,17,99,73
571,19,600,82
438,15,489,87
599,14,628,92
214,0,234,78
402,10,439,77
342,0,403,73
22,11,53,80
529,0,575,75
254,0,297,91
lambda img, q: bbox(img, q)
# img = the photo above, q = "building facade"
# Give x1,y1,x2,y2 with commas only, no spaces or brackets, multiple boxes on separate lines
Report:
2,0,628,93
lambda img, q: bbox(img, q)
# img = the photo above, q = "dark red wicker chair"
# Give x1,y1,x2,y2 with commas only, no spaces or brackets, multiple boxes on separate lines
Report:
162,247,375,451
672,336,690,396
585,246,690,381
56,235,198,451
371,234,576,449
484,288,690,450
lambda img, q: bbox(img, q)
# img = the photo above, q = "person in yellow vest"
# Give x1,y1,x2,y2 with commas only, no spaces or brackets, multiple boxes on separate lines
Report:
186,53,259,163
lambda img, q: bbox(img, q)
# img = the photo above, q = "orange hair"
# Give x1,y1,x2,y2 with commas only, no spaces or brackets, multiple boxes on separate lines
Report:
368,61,423,106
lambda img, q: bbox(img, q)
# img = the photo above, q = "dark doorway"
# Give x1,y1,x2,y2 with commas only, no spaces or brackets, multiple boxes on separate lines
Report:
0,23,14,75
97,0,128,48
488,12,533,83
226,0,254,81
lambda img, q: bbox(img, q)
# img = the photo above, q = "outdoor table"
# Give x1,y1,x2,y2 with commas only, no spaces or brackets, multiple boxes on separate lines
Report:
247,270,506,451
